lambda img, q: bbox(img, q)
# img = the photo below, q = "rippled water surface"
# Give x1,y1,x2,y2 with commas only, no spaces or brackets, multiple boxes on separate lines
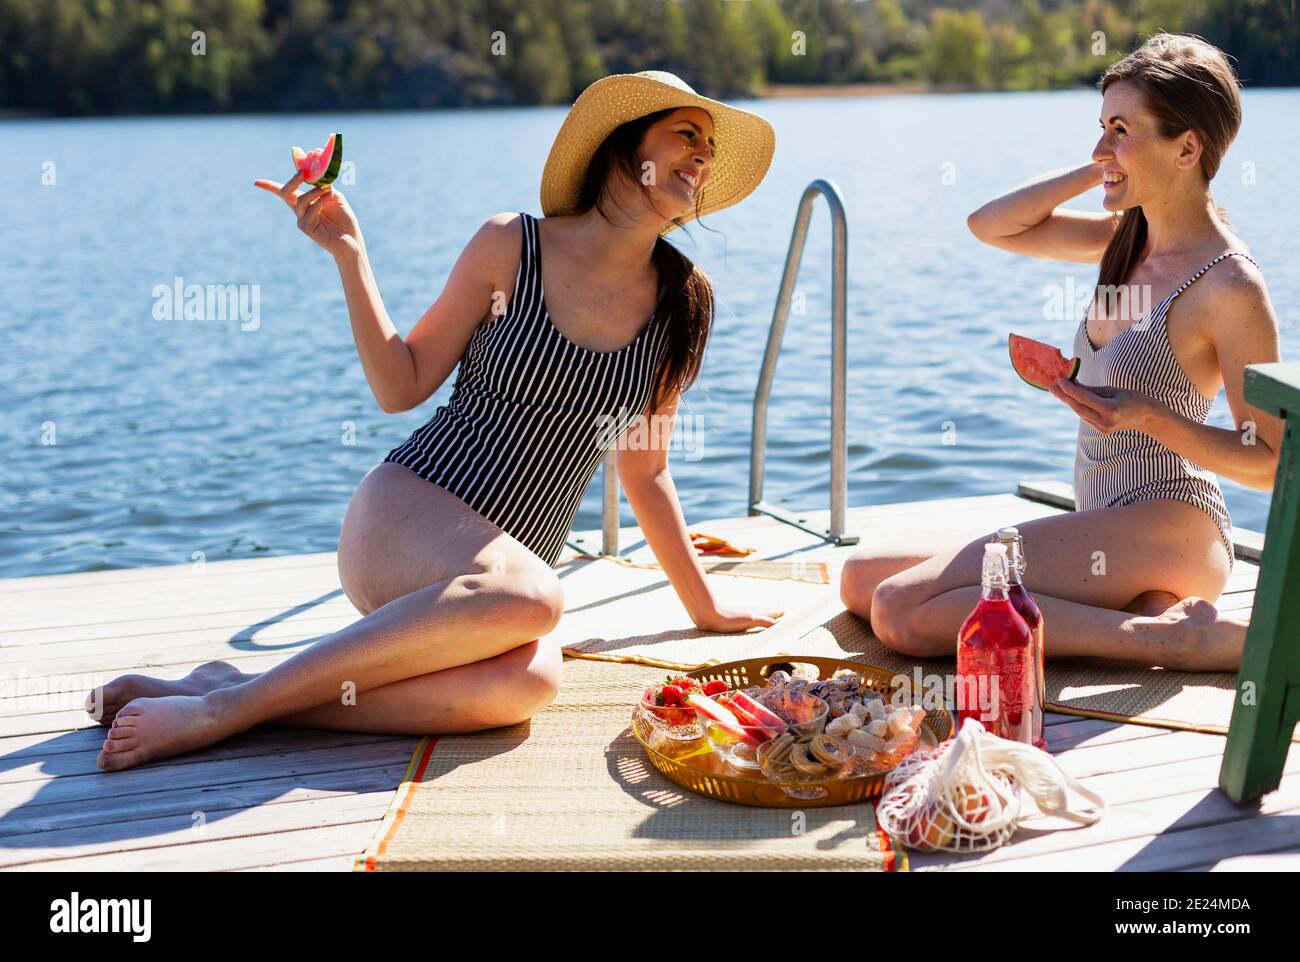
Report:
3,91,1297,577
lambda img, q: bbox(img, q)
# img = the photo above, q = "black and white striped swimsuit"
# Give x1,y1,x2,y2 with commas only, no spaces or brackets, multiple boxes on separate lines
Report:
384,213,671,567
1072,251,1258,566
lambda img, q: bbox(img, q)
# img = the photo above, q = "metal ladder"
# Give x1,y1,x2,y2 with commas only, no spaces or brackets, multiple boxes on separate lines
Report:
570,178,857,558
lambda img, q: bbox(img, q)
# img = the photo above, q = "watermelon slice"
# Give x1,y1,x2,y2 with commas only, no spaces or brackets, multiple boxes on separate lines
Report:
1008,334,1081,391
728,691,788,735
291,133,343,188
688,693,763,747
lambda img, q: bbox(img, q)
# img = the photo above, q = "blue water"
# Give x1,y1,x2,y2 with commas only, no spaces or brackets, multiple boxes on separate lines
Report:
3,91,1297,577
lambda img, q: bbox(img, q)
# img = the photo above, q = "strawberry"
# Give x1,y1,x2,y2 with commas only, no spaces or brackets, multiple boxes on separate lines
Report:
660,684,685,707
702,679,730,696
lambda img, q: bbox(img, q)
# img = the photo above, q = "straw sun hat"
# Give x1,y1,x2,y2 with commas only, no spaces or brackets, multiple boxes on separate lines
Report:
540,70,776,231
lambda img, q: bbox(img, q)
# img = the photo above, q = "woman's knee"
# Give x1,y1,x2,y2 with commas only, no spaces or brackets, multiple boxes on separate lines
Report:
869,577,932,657
476,639,564,727
840,555,884,615
484,561,565,639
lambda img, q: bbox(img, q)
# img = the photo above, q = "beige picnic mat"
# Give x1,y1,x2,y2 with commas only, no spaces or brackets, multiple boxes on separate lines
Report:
356,657,904,872
546,556,845,668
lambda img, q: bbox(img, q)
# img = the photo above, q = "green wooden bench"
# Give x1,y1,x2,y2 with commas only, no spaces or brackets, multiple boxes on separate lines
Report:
1221,362,1300,803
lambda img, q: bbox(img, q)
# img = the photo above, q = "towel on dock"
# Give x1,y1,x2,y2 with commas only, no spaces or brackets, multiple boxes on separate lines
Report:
546,556,841,669
355,657,902,872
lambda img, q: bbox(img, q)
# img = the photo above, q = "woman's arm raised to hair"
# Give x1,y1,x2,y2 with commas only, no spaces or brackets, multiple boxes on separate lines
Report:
334,213,519,413
967,162,1118,263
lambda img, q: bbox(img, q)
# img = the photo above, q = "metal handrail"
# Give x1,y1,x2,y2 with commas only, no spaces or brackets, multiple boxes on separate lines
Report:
570,178,856,559
748,179,857,545
601,448,619,556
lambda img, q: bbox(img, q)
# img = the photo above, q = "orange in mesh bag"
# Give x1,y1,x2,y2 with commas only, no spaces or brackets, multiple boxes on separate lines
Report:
877,717,1105,853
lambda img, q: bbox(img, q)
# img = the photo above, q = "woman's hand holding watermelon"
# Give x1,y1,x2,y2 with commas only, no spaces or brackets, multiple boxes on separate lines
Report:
254,171,363,258
1050,378,1157,435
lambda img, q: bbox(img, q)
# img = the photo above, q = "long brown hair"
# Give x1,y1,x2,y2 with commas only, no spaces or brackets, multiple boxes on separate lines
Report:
575,108,714,415
1095,33,1242,292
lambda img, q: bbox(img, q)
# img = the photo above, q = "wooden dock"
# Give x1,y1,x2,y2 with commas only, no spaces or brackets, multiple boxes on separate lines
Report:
2,485,1297,871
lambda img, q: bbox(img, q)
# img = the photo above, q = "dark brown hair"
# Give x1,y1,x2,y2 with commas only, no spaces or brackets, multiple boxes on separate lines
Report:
1095,33,1242,292
575,108,714,415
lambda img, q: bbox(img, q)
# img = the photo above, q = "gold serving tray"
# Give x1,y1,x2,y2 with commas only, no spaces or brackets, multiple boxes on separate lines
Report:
630,655,955,808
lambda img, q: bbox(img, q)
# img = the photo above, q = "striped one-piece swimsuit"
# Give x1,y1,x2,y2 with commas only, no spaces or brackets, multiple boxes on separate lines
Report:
1072,251,1259,566
384,213,670,567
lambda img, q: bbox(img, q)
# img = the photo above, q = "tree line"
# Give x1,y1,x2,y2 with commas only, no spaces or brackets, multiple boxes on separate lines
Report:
2,0,1296,116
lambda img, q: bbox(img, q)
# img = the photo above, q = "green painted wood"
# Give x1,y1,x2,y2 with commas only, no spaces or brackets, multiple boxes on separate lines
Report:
1221,363,1300,802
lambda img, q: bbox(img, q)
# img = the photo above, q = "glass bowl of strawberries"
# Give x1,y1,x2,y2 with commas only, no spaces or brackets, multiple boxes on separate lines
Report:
638,675,729,741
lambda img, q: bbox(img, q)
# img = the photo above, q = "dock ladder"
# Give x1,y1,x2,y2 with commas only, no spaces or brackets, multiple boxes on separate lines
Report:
575,178,858,557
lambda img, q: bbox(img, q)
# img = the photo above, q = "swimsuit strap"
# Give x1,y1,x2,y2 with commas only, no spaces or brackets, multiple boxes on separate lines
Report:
1170,250,1260,302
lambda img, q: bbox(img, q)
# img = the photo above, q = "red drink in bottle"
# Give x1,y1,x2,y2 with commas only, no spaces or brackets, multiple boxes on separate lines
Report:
956,543,1035,743
997,527,1046,750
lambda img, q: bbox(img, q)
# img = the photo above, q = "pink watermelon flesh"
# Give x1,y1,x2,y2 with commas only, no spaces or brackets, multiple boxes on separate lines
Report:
728,691,787,734
291,134,340,186
1008,334,1081,391
688,693,763,747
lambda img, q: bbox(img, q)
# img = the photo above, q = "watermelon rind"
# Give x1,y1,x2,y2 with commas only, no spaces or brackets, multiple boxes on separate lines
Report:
1008,334,1080,391
288,133,343,188
312,133,343,188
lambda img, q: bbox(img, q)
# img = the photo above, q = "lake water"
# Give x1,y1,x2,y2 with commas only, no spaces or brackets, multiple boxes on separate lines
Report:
3,91,1297,577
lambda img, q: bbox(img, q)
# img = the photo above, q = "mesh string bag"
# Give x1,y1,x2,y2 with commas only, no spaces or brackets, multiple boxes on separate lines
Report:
876,717,1105,853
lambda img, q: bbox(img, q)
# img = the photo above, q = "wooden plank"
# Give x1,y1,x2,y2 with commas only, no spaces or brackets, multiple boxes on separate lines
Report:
0,739,417,811
8,821,379,872
0,727,115,760
238,853,357,872
0,759,410,844
1046,717,1171,753
0,788,395,868
0,727,409,787
1047,730,1230,780
0,590,359,640
1198,851,1300,871
0,552,338,594
2,709,125,738
962,794,1300,871
1019,745,1300,816
2,568,348,622
912,768,1300,871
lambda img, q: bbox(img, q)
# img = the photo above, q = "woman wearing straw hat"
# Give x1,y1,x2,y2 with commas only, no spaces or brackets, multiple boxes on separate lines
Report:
89,72,781,770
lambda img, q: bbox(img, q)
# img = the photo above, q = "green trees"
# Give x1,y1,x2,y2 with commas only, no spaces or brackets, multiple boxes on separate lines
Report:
0,0,1294,116
926,10,991,88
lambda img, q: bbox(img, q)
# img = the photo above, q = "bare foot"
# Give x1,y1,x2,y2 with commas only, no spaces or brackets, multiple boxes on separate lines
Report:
1143,596,1248,671
86,661,250,727
97,692,243,771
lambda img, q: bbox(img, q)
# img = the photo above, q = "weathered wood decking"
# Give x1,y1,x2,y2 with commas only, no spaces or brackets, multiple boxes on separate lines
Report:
2,486,1296,871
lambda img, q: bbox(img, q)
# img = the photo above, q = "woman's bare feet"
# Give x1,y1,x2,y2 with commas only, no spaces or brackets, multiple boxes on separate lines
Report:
1139,596,1249,671
87,661,250,726
97,689,246,771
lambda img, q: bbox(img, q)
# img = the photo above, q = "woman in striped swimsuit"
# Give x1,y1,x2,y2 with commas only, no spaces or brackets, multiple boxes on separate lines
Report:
89,72,780,771
841,34,1284,672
